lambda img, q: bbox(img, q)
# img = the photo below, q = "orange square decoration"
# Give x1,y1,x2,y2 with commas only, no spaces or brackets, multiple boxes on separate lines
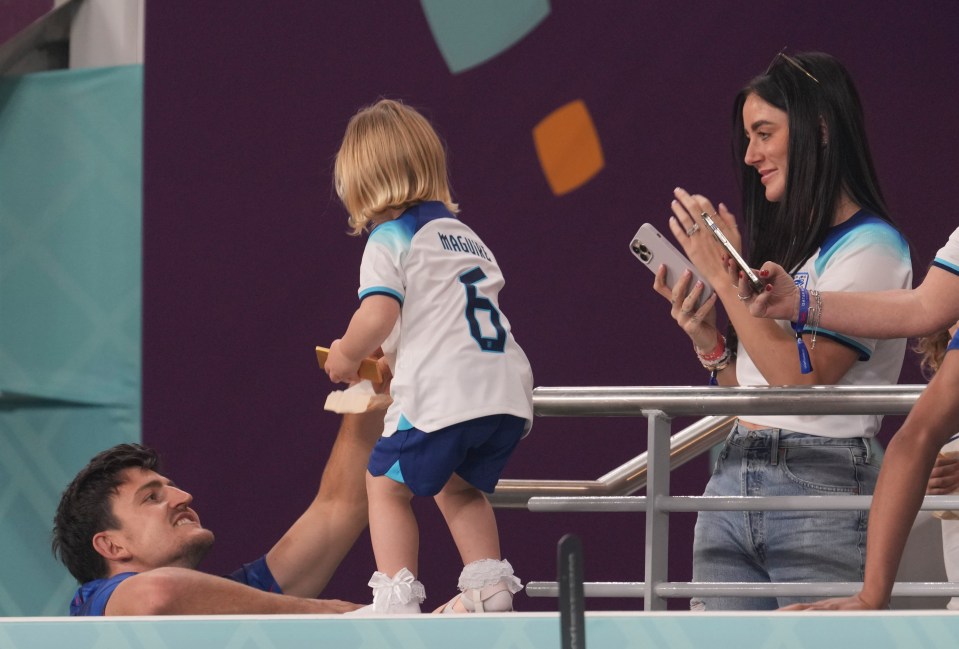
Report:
532,99,604,196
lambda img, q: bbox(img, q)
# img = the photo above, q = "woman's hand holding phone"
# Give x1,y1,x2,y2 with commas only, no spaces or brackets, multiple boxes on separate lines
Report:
653,263,720,351
630,222,714,309
629,220,720,350
669,187,765,294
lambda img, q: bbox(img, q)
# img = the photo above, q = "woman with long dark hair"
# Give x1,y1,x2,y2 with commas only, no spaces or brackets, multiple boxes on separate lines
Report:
653,51,912,610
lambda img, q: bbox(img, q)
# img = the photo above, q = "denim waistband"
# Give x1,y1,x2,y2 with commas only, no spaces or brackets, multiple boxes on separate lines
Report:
725,421,873,465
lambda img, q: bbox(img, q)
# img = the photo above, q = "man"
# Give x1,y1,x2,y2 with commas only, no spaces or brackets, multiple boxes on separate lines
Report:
53,409,383,615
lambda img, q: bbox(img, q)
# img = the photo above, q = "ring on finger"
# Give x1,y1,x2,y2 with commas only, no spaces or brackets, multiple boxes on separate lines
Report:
685,223,700,236
737,293,751,301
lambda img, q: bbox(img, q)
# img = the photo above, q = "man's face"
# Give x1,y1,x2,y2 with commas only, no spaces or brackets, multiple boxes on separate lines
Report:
100,467,215,573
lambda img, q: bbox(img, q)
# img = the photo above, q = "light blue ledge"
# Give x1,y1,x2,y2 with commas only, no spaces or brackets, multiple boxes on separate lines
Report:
1,611,958,649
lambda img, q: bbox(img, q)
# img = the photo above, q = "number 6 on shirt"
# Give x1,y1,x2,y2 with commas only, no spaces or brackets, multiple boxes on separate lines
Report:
459,267,506,352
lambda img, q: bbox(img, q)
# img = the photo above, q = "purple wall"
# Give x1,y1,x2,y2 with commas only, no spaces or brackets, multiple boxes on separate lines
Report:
0,0,49,45
142,2,959,610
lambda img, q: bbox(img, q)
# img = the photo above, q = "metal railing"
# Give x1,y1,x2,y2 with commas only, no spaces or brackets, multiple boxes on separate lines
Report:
491,385,959,610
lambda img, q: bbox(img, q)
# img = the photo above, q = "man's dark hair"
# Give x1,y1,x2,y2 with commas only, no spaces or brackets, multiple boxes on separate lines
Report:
52,443,159,584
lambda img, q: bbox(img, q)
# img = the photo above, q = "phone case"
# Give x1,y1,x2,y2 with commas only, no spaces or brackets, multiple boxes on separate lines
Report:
629,223,714,308
701,214,763,293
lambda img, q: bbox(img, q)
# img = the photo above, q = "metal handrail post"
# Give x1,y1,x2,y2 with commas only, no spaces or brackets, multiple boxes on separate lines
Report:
643,410,671,610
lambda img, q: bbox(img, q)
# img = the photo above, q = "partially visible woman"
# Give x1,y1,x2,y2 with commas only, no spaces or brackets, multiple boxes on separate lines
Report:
742,228,959,337
783,324,959,611
653,51,912,610
740,225,959,610
908,326,959,611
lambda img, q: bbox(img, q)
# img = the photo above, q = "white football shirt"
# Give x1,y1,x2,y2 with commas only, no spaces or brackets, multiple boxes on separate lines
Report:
359,202,533,435
736,212,913,438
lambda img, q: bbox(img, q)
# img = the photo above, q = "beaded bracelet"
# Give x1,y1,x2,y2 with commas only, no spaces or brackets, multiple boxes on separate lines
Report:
697,339,732,386
699,346,731,370
704,350,732,386
695,331,727,363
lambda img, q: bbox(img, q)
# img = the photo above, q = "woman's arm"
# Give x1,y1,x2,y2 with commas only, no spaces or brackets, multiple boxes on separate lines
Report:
748,263,959,339
668,188,859,386
782,349,959,610
652,262,740,386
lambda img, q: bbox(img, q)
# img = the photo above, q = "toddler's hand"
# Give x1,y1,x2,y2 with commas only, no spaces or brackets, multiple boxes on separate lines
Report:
325,339,361,384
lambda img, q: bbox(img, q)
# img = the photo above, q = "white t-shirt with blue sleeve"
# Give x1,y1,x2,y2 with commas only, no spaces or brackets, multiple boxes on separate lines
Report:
359,201,533,436
736,212,913,438
932,226,959,277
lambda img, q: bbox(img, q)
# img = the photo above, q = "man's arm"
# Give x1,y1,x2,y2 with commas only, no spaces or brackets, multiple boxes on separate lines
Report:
105,567,359,615
782,349,959,610
264,410,383,598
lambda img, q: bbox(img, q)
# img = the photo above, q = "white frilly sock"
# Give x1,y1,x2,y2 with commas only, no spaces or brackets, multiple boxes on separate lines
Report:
351,567,425,615
454,559,523,613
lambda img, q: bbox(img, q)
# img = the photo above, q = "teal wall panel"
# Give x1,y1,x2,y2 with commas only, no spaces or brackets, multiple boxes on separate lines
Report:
0,404,138,616
420,0,550,73
0,65,142,616
0,65,142,405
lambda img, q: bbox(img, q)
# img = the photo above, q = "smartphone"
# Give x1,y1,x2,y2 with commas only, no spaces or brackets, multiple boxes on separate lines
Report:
629,223,714,308
700,213,764,293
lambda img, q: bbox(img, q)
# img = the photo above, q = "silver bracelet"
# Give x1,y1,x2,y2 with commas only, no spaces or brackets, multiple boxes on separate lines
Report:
809,290,823,349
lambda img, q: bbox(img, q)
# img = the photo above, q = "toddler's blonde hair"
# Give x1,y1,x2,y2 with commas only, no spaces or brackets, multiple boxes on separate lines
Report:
334,99,458,235
914,329,952,380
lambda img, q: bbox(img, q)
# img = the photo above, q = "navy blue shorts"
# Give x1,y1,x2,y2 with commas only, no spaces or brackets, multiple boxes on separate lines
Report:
368,414,526,496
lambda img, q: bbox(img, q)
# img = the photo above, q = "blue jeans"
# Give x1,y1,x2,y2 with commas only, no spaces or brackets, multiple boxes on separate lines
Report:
690,422,880,610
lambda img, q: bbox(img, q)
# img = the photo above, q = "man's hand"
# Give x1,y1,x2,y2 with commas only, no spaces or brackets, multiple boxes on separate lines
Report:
315,599,363,614
779,592,884,611
927,451,959,495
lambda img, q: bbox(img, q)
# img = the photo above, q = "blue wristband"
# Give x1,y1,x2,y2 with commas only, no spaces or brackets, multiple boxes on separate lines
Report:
791,287,813,374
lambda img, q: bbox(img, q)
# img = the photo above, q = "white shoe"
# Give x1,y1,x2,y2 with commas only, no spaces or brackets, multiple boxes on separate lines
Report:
440,580,515,613
439,559,523,614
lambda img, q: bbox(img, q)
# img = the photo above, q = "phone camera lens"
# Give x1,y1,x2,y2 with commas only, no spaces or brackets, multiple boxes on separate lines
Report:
633,242,653,263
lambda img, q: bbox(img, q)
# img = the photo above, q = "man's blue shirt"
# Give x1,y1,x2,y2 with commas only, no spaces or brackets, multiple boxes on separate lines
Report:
69,555,281,616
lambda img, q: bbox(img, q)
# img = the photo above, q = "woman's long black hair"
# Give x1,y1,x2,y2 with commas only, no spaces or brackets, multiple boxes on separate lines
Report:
733,51,896,274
